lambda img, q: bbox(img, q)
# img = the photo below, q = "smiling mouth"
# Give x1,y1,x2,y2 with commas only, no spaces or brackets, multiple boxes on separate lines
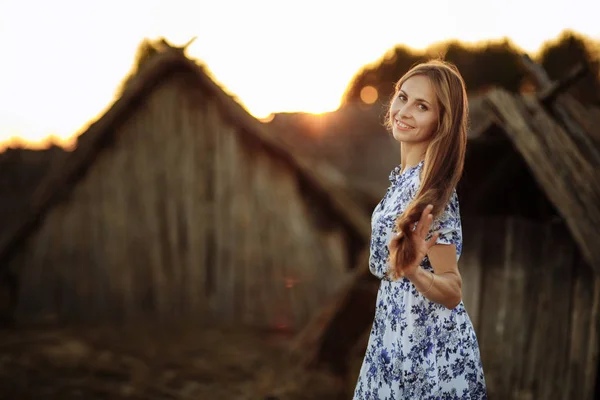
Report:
395,119,415,130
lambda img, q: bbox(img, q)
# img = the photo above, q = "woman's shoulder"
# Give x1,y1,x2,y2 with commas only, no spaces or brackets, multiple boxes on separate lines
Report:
441,189,461,222
449,189,460,209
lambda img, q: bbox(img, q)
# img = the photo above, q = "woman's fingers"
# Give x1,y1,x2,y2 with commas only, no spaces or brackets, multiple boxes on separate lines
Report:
416,205,434,238
426,231,440,249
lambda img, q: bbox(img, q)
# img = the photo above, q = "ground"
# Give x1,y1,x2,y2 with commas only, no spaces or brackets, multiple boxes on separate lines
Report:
0,323,344,400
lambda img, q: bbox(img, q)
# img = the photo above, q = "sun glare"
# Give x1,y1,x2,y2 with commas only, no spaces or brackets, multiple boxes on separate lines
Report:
0,0,598,150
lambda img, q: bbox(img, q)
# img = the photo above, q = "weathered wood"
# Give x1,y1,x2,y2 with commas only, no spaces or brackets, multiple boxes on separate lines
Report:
179,92,201,314
538,64,588,105
503,218,534,399
520,54,600,167
201,99,217,313
240,145,257,326
564,254,595,399
215,114,235,322
459,217,484,330
558,95,600,146
485,90,600,274
540,223,574,400
521,54,553,88
584,274,600,399
476,217,508,398
467,217,594,399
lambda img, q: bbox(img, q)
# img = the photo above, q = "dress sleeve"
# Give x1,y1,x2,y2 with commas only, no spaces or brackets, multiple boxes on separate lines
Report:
427,190,462,248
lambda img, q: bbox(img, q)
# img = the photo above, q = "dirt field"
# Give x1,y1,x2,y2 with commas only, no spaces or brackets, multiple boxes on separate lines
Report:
0,323,345,400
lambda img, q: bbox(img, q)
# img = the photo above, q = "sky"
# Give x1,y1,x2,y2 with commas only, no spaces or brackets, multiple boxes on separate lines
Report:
0,0,599,149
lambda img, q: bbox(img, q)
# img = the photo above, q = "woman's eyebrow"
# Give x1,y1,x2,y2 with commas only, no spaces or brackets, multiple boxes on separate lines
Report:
399,90,432,106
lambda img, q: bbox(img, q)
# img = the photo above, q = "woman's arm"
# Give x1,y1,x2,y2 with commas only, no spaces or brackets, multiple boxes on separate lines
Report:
406,244,462,309
388,196,464,309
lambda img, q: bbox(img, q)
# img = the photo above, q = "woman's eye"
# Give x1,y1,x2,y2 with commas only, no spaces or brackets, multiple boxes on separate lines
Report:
418,104,428,111
398,94,407,101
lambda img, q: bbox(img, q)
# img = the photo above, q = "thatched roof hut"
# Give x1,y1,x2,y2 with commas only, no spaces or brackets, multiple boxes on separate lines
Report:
0,44,370,330
292,78,600,400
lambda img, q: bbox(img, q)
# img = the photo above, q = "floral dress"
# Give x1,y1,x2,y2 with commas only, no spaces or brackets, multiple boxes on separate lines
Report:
353,160,487,399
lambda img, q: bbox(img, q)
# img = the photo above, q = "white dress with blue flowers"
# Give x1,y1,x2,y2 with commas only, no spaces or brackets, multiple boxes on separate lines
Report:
353,160,487,399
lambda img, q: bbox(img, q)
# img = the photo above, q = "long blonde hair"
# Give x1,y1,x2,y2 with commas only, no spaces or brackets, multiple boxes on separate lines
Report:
390,60,468,268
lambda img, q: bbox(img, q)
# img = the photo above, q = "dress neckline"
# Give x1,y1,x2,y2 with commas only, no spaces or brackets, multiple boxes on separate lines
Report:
389,159,425,184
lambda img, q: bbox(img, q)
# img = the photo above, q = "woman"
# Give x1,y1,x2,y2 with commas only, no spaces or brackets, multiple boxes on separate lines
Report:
353,60,487,399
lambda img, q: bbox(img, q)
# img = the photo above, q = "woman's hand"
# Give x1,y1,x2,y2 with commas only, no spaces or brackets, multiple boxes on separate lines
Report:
389,204,440,279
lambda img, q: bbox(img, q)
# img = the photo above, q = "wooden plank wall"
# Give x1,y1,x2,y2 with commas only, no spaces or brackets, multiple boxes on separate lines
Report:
460,216,599,400
9,73,355,329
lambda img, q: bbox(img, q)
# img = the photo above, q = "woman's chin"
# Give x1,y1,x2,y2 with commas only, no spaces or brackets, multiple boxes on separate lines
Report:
392,129,409,142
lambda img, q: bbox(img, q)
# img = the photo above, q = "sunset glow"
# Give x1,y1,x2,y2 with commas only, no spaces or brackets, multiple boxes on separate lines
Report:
1,0,599,150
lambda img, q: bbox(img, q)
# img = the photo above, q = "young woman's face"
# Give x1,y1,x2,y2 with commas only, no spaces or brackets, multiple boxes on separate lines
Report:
389,74,439,144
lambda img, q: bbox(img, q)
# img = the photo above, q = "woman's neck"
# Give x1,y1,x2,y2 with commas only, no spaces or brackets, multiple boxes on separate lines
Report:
400,142,427,173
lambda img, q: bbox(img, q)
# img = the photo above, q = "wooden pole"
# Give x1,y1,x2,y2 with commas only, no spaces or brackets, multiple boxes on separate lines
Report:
539,64,588,105
520,54,600,167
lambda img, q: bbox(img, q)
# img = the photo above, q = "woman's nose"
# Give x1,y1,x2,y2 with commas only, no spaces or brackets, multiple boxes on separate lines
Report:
398,104,412,119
